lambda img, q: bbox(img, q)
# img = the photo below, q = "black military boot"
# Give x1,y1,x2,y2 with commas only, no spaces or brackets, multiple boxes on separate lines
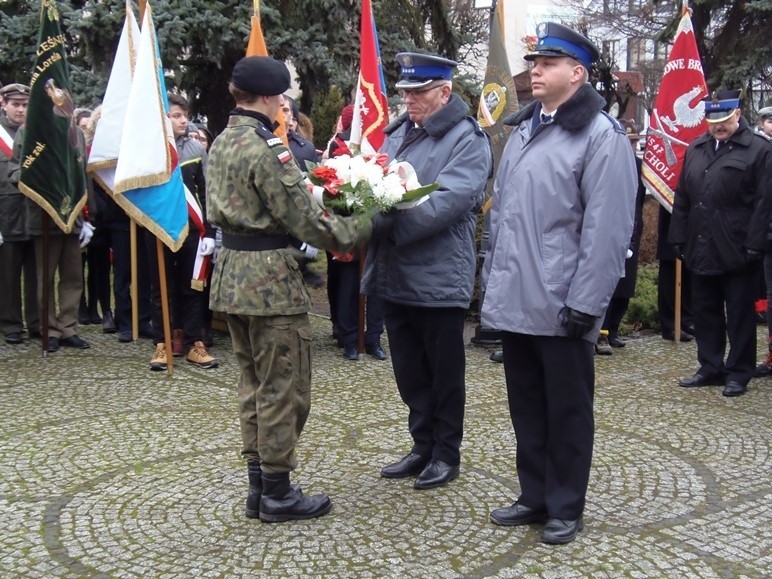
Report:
245,462,262,519
258,472,332,523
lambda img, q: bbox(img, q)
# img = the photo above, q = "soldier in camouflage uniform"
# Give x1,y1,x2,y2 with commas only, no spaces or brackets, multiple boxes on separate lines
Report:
206,56,372,523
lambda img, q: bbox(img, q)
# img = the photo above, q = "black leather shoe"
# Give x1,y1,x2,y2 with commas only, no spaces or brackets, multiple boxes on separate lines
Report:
5,332,24,345
365,343,387,360
541,517,584,544
490,350,503,363
413,459,459,490
342,343,359,360
118,330,133,343
380,453,429,479
60,335,90,349
678,373,723,387
46,337,60,352
608,334,626,348
490,501,548,526
722,380,747,397
102,311,116,334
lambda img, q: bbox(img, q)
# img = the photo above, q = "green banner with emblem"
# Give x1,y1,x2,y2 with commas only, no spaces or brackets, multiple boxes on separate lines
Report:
18,0,86,233
477,1,518,200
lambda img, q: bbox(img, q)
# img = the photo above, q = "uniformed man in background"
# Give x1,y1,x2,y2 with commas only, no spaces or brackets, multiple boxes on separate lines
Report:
0,83,39,345
206,56,372,523
669,90,772,397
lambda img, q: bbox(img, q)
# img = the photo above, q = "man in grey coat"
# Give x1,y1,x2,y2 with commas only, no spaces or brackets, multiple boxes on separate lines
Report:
362,52,492,490
481,23,636,544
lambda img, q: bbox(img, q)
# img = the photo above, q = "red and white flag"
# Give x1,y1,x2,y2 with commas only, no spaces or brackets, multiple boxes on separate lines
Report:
350,0,389,154
642,9,707,211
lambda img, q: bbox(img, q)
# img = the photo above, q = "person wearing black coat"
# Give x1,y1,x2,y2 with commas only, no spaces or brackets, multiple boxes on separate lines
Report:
669,90,772,397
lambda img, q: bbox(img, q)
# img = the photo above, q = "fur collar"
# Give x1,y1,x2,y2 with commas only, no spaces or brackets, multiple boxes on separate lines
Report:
503,83,606,132
384,93,470,138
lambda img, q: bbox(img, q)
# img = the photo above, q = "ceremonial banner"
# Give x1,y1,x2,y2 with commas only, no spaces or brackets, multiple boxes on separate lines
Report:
350,0,389,154
247,0,287,144
112,1,188,251
86,1,140,193
18,0,87,233
478,0,517,199
642,11,707,211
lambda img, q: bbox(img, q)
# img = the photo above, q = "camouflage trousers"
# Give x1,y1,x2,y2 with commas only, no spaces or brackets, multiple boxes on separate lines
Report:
226,313,313,473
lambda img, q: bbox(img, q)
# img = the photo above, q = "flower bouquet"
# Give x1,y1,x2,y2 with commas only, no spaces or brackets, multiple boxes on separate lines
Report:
305,152,438,217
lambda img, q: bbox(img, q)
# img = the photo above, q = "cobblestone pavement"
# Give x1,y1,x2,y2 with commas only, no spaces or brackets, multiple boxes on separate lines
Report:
1,317,770,578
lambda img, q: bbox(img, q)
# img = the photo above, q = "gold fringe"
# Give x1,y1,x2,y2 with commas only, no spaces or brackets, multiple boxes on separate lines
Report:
86,159,117,173
113,171,175,196
19,183,87,234
110,194,189,252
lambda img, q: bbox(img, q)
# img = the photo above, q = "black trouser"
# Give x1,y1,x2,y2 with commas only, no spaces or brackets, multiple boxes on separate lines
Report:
691,267,759,385
385,302,465,465
326,252,341,328
145,233,202,349
111,227,152,333
0,239,38,335
602,296,629,335
336,260,384,347
81,231,112,317
501,332,594,520
658,259,693,334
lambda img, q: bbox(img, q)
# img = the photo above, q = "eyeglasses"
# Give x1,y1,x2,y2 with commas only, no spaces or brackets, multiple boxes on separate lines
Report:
398,85,443,99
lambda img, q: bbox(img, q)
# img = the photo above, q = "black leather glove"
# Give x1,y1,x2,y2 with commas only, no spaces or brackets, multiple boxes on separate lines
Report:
371,211,396,243
559,307,598,339
673,244,685,261
745,248,764,262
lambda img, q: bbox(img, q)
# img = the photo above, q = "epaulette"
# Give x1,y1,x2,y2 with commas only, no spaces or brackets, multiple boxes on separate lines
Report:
253,122,283,147
600,111,626,135
463,115,485,136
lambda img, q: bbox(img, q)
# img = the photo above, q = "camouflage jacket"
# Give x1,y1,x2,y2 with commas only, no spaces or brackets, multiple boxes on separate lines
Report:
206,110,370,316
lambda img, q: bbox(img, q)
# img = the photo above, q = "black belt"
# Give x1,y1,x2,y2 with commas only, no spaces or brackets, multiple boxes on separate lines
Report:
222,233,290,251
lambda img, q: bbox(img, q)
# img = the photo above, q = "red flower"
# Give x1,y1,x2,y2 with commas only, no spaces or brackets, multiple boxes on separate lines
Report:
312,166,339,182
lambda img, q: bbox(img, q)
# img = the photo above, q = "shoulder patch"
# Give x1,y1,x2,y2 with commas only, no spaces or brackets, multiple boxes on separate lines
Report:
266,137,283,147
277,150,293,164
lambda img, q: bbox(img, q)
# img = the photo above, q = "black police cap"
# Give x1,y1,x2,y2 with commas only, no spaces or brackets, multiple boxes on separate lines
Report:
395,52,458,89
703,89,742,123
524,22,600,69
230,56,291,97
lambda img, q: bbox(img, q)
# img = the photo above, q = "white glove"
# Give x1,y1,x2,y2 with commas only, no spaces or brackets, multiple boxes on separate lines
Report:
199,237,215,256
0,232,4,246
79,222,95,248
299,242,318,260
626,249,634,259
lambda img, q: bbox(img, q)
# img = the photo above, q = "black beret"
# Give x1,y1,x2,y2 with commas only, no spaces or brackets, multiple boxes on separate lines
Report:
230,56,291,97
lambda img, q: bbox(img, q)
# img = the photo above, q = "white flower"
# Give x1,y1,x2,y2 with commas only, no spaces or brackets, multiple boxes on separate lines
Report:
326,154,352,183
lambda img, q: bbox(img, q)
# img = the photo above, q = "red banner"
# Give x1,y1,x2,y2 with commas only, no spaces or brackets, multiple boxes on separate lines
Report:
642,11,707,211
350,0,389,152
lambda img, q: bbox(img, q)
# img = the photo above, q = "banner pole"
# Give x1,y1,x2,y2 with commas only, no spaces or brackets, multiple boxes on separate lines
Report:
674,259,683,342
156,237,174,375
41,210,50,357
130,219,139,340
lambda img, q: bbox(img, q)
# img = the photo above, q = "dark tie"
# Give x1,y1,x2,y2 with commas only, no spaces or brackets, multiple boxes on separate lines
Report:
541,113,553,125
